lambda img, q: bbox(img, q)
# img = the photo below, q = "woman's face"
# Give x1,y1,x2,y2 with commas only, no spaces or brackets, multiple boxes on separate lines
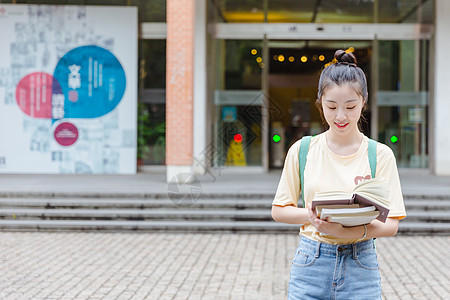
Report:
321,83,364,137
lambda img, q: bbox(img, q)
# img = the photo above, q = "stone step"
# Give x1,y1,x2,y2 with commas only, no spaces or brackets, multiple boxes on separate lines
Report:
0,208,272,221
398,222,450,235
1,190,450,200
1,197,448,233
0,219,299,232
0,198,273,209
403,211,450,222
1,198,449,210
0,219,449,234
402,199,450,210
0,208,448,223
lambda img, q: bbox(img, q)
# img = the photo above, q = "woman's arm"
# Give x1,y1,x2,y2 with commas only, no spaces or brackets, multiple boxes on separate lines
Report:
271,205,310,224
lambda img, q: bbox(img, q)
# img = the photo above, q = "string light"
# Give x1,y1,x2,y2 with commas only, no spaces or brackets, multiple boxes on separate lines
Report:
278,55,285,62
346,47,355,53
289,56,295,62
251,49,257,55
301,56,307,63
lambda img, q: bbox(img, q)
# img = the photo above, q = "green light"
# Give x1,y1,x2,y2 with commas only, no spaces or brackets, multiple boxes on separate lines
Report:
391,135,398,143
273,135,281,143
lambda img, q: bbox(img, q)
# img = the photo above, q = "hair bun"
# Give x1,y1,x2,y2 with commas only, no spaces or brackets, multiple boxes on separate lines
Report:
334,49,357,64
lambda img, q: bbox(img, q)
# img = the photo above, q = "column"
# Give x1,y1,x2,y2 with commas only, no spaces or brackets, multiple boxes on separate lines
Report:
433,0,450,175
166,0,195,182
193,0,208,175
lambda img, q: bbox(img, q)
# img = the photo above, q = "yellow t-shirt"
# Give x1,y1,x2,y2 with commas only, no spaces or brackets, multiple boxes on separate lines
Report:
272,133,406,245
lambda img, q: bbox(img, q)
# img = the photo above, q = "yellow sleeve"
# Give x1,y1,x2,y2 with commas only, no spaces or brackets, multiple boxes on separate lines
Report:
376,144,407,219
272,140,301,207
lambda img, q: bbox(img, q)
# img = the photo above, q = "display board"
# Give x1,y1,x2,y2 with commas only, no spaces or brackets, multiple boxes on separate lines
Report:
0,5,137,174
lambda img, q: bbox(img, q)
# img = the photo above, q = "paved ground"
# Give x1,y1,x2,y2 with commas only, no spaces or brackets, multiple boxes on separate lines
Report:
0,232,448,300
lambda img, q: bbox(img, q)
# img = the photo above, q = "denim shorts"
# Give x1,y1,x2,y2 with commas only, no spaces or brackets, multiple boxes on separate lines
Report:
288,236,381,300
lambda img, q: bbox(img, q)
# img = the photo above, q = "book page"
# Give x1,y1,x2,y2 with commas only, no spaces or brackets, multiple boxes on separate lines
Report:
312,192,354,201
320,206,376,219
316,204,359,216
353,178,390,207
328,212,380,226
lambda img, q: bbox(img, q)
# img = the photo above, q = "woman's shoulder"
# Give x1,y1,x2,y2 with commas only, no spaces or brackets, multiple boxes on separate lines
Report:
288,133,324,152
373,139,396,161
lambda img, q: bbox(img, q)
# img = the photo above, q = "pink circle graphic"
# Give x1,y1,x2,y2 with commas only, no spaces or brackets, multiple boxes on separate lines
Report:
54,122,78,146
15,72,62,118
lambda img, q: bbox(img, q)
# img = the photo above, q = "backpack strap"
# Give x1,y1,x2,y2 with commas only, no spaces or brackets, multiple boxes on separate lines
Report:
298,136,312,208
368,139,378,178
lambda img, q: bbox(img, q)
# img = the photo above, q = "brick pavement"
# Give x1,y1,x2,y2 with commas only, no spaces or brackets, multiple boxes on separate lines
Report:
0,232,449,300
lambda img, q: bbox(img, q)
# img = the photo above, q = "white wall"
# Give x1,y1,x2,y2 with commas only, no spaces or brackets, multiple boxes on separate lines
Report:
433,0,450,175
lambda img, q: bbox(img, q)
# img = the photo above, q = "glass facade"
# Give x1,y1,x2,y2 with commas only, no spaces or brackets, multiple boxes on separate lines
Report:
214,40,263,167
138,39,166,165
214,0,434,24
211,1,434,169
0,0,166,22
377,40,429,167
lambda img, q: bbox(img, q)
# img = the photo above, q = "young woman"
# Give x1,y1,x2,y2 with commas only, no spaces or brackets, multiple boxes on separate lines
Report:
272,50,406,300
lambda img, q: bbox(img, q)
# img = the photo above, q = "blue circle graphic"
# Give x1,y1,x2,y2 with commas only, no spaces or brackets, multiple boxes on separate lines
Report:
53,45,126,119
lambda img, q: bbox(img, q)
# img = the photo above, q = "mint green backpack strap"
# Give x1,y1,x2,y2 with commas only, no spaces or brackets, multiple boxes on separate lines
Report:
368,139,378,179
368,138,378,248
299,136,312,208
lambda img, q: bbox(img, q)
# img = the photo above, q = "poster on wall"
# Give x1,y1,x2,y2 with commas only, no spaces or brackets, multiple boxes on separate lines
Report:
0,5,137,174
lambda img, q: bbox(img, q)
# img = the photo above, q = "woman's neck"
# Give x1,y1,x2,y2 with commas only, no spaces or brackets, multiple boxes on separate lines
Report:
325,130,363,156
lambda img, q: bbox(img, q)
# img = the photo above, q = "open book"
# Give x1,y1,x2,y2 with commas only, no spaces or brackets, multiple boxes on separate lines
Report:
312,178,390,226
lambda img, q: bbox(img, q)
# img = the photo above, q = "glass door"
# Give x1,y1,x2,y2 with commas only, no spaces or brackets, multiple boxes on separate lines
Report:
375,40,429,168
213,39,264,168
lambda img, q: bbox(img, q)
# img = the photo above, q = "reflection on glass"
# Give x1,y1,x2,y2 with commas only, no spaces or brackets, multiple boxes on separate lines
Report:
267,0,315,23
223,40,262,90
316,0,373,23
10,0,167,22
377,40,428,168
215,40,263,167
138,39,166,165
130,0,166,22
216,0,264,23
214,0,434,24
378,0,434,23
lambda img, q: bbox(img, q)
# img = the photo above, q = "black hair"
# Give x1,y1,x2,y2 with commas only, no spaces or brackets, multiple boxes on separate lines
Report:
315,50,368,127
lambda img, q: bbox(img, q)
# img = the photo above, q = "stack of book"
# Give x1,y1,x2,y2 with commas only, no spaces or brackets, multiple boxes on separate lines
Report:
311,178,390,227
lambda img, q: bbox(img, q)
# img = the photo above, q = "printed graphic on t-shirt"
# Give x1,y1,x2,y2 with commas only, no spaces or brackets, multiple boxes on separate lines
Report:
354,175,371,185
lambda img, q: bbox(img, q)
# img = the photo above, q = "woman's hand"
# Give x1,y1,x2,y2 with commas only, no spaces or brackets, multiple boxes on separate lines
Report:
307,204,400,239
307,204,344,236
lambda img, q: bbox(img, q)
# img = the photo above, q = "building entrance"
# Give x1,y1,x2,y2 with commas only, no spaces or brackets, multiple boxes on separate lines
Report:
212,21,432,171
